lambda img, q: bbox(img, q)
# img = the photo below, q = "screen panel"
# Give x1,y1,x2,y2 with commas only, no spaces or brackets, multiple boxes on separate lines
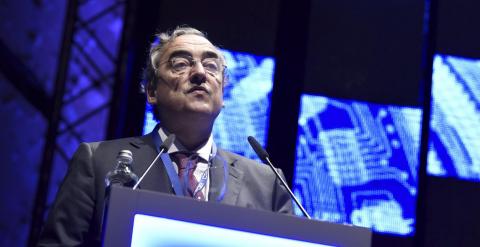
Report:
427,54,480,180
131,214,333,247
143,49,275,160
293,95,422,235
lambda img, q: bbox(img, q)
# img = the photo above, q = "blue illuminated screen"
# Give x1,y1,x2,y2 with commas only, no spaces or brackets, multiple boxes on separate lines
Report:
292,54,480,236
427,54,480,181
143,49,275,160
293,95,422,235
131,214,334,247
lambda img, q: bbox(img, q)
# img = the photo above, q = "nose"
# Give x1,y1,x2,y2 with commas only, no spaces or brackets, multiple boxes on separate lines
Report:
190,62,207,85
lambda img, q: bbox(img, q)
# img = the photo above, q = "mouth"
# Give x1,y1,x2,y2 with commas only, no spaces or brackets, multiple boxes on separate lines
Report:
187,86,210,94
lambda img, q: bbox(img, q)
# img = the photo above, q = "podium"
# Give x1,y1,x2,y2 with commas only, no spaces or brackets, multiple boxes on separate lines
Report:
102,186,371,247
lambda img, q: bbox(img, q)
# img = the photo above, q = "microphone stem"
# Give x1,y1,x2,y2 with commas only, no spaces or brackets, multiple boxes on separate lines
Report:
132,148,165,190
265,157,311,219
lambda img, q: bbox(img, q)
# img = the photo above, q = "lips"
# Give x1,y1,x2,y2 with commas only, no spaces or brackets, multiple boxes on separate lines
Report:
187,86,209,94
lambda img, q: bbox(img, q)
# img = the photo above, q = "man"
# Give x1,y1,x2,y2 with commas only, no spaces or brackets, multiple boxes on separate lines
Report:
38,26,293,246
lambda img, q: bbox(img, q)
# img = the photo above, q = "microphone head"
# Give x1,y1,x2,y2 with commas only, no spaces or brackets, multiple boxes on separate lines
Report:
160,134,176,152
247,136,269,163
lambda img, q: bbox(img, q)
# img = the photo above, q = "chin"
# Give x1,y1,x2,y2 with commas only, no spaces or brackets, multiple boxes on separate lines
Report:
186,105,221,118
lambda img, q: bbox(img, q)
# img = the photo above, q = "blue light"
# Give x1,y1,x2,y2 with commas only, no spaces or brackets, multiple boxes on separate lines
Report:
131,214,334,247
142,103,157,135
294,95,422,235
143,49,275,161
428,55,480,181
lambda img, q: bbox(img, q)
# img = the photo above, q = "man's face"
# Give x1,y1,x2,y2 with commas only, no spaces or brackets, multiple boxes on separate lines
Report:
147,34,225,121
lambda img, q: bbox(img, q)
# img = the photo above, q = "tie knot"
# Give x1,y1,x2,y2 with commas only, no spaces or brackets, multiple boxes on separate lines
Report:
171,152,199,169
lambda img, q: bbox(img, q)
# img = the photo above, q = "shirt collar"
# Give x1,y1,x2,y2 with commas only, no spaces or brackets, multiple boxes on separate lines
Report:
157,125,213,162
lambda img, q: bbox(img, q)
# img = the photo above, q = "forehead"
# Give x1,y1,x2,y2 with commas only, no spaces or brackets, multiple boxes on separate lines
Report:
162,34,220,58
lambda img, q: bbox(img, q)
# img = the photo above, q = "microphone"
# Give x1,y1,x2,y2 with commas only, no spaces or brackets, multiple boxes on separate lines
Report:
132,134,176,190
247,136,311,219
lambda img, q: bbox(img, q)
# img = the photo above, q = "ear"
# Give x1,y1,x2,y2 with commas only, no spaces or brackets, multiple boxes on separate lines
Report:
146,87,157,104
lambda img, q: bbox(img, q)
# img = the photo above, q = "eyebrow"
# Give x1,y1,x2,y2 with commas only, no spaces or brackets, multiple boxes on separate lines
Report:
168,50,220,60
202,51,220,60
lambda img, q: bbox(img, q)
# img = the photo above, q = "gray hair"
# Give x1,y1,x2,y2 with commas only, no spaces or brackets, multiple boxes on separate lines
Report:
142,26,226,95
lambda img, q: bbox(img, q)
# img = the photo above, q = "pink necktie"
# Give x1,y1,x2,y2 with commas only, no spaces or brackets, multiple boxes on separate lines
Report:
171,152,205,201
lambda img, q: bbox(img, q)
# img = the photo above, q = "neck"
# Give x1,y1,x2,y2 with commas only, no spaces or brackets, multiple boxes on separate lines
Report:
160,115,214,150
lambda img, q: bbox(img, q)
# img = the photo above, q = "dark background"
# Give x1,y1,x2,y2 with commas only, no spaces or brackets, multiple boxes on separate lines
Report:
1,0,480,246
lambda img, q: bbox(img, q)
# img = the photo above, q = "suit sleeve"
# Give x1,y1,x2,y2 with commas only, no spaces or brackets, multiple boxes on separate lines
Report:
38,143,96,247
272,168,295,214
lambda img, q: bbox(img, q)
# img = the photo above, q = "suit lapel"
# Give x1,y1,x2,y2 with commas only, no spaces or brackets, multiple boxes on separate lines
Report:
129,135,173,194
209,149,244,205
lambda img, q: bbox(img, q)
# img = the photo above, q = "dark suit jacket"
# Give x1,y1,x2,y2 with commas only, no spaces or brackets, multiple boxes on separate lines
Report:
38,134,294,246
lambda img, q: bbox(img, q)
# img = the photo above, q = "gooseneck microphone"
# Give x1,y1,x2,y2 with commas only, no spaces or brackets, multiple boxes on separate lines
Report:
132,134,176,190
247,136,311,219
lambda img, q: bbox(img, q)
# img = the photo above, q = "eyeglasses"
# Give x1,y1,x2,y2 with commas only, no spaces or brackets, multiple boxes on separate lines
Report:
165,56,226,76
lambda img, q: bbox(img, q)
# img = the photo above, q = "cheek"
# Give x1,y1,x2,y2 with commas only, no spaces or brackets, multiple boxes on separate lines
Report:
213,83,224,98
212,76,224,89
159,77,183,93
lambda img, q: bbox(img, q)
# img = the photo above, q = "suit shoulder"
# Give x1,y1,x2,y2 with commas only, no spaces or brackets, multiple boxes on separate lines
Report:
219,149,258,165
81,135,148,152
218,149,272,172
86,136,141,146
